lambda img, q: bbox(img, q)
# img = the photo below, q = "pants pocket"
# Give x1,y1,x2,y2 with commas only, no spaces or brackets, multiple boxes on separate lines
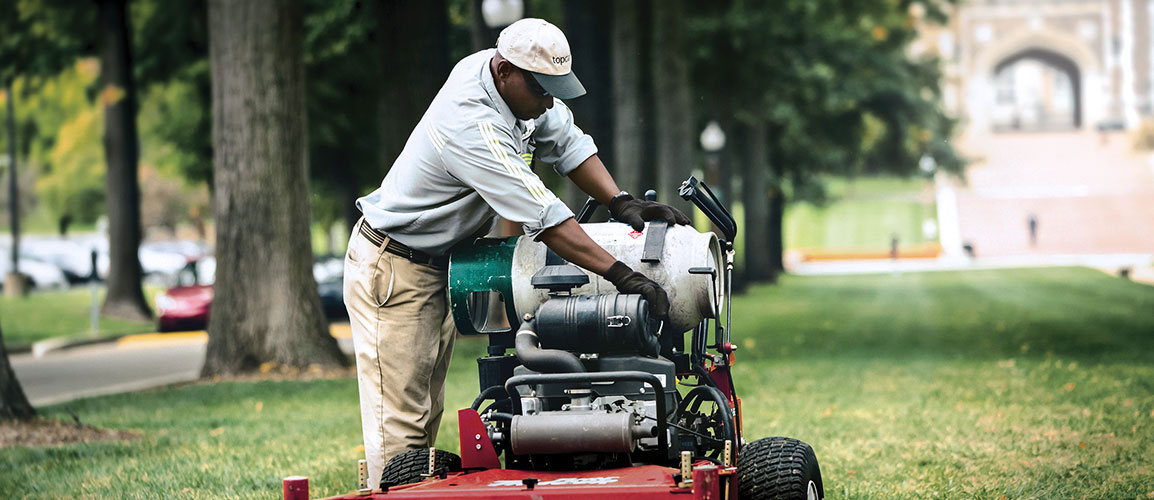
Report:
370,252,396,308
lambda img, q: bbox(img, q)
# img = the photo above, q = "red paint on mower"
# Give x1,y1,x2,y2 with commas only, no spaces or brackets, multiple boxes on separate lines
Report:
317,461,736,499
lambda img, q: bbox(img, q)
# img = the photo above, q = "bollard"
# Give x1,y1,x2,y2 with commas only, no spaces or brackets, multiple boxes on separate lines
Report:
283,476,309,500
89,249,99,335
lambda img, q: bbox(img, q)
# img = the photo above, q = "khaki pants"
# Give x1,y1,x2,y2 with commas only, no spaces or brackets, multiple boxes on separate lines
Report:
343,221,456,487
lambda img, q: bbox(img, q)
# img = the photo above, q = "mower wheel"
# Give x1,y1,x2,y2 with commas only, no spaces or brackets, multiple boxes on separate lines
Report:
380,448,462,489
736,436,823,500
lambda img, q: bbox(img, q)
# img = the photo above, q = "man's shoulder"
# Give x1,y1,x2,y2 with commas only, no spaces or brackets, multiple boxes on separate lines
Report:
430,49,513,140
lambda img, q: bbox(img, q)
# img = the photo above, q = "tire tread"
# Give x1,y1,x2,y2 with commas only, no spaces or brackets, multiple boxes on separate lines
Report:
379,448,462,488
737,436,823,500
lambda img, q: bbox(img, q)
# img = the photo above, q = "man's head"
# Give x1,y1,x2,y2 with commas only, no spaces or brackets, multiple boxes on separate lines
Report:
490,18,585,120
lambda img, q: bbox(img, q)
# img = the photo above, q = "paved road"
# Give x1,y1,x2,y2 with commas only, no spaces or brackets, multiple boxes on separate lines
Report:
11,328,354,407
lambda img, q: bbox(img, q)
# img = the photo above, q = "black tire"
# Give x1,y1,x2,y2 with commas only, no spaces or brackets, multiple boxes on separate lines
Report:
737,437,824,500
380,448,462,489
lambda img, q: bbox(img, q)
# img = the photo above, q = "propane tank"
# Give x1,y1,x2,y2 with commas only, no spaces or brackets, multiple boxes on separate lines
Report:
448,222,724,336
512,222,723,334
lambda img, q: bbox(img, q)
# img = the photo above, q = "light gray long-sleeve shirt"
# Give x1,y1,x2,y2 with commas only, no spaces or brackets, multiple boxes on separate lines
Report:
356,49,598,256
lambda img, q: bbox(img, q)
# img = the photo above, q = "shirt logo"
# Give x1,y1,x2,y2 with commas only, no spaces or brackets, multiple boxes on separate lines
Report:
552,55,571,65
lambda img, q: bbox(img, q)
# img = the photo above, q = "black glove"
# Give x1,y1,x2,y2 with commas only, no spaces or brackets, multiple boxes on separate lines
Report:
608,192,692,232
604,261,670,319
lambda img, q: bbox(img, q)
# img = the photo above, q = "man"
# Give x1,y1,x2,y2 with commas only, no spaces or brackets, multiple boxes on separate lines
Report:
344,18,689,484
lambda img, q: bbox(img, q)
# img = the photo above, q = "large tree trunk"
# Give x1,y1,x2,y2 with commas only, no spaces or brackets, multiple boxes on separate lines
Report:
203,0,345,376
561,0,613,210
610,0,645,195
377,0,449,168
0,324,35,420
97,0,151,321
743,118,773,283
650,0,694,212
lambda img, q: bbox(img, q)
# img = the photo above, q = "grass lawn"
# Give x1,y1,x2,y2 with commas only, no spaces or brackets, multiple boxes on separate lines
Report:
1,286,160,350
2,267,1153,498
784,175,936,251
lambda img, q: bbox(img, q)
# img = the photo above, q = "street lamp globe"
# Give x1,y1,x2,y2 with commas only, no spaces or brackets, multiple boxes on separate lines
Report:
699,121,726,153
918,154,937,175
482,0,523,29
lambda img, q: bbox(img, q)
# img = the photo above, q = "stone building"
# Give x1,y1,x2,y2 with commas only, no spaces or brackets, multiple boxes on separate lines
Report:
915,0,1152,135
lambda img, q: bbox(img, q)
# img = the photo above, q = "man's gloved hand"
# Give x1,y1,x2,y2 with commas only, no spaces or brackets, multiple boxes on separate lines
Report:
608,192,692,232
604,261,670,319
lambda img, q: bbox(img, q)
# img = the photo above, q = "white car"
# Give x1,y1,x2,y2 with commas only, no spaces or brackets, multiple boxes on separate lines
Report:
19,238,98,282
0,249,69,290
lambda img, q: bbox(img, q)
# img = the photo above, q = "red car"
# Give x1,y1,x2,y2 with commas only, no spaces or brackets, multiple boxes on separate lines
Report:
156,258,215,332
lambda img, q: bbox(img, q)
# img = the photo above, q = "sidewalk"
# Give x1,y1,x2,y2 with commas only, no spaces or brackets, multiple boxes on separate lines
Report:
787,252,1154,285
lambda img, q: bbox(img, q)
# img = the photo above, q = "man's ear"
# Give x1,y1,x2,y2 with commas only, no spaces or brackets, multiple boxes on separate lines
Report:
494,59,514,82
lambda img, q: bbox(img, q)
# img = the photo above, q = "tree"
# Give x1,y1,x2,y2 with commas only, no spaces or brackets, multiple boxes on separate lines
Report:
561,0,614,208
203,0,346,375
650,0,695,213
609,0,648,196
0,323,35,420
689,0,965,283
97,0,151,320
375,0,450,195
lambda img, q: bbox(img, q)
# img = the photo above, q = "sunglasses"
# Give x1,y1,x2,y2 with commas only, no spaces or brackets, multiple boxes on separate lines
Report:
520,69,551,98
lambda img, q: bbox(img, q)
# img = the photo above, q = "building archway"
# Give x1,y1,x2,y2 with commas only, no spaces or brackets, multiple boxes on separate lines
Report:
965,27,1103,135
992,48,1081,130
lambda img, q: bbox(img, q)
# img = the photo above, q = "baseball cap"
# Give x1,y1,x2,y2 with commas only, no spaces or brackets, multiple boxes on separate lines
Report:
497,18,586,99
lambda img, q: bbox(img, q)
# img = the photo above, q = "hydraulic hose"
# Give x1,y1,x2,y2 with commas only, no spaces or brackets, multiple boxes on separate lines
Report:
514,317,586,374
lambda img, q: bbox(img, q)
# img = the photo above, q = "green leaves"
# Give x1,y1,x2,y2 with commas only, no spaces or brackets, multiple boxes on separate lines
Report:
689,0,965,195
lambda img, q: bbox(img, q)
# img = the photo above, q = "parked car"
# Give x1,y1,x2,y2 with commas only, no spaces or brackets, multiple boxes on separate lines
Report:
19,238,98,283
0,248,69,290
156,256,346,332
156,257,215,332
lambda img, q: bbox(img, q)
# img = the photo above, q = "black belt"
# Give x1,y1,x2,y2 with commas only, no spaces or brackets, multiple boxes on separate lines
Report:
359,222,449,269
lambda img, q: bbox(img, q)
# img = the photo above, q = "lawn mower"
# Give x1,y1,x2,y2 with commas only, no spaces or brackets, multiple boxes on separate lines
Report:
305,176,824,500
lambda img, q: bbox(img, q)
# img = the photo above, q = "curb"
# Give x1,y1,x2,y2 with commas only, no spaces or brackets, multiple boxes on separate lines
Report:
29,334,132,358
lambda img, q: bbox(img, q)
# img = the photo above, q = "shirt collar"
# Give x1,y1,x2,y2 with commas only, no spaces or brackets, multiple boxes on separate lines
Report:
478,49,519,130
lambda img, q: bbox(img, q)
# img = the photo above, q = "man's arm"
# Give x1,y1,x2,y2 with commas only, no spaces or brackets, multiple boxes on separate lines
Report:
538,218,670,319
566,154,620,205
567,153,691,232
537,218,615,275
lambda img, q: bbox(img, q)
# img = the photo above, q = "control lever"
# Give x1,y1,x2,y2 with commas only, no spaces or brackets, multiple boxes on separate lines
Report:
678,176,736,243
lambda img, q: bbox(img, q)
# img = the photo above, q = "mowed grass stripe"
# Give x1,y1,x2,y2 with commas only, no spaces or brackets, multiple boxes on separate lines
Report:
1,267,1151,498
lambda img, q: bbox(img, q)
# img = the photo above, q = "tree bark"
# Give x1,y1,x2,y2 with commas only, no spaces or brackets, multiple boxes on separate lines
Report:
97,0,151,321
650,0,694,212
203,0,345,376
767,183,785,276
0,323,35,420
377,0,449,169
743,118,773,283
610,0,645,195
562,0,614,210
6,81,18,276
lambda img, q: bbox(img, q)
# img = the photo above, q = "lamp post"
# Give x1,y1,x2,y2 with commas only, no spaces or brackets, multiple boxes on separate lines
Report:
482,0,523,28
474,0,523,50
699,120,727,203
